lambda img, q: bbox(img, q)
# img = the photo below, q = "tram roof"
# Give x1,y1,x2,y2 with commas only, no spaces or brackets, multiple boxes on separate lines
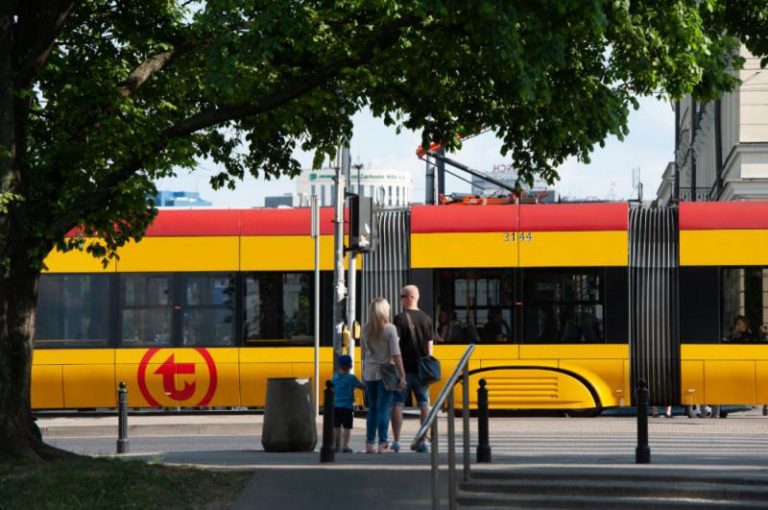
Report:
65,201,768,238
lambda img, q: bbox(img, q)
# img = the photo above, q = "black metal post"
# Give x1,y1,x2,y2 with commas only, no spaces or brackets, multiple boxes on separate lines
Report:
635,378,651,464
117,381,129,454
476,379,491,463
320,380,335,463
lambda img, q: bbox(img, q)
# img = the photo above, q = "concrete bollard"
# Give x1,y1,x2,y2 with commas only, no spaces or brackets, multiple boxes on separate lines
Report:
476,378,491,463
319,380,335,463
262,378,318,452
635,378,651,464
117,381,129,454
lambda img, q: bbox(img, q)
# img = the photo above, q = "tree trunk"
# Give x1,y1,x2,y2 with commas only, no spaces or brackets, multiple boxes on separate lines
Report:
1,5,78,462
0,260,76,461
0,266,37,460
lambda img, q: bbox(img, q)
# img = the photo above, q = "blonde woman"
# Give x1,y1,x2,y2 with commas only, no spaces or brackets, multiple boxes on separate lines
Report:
361,297,406,453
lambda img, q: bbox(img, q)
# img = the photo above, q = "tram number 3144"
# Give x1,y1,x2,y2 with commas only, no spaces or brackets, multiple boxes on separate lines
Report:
503,231,533,243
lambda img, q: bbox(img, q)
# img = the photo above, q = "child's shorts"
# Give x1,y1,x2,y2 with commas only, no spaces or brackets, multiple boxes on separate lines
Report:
334,407,354,429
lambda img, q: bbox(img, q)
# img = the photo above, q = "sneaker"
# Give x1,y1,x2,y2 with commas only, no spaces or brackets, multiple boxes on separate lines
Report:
416,442,429,453
365,443,375,454
342,447,354,453
391,441,400,453
378,442,391,454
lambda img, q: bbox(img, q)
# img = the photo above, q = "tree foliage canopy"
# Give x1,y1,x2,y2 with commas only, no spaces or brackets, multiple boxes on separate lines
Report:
1,0,767,267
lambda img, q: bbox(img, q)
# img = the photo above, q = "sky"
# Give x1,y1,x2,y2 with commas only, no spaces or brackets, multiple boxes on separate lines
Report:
155,96,675,207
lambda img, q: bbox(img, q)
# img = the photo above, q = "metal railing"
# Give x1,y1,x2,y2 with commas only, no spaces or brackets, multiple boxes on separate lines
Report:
410,344,476,510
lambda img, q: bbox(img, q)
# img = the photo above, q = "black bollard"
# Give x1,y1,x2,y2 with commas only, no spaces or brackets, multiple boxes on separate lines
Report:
117,381,129,454
635,378,651,464
320,380,335,463
476,379,491,463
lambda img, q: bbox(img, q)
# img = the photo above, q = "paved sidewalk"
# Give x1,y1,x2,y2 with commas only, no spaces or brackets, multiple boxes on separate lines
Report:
36,405,768,438
38,408,768,510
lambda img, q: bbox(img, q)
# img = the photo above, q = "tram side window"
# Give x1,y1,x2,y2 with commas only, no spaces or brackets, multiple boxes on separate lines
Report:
121,274,172,346
181,274,235,346
435,269,513,343
244,272,314,346
523,269,604,343
721,268,768,343
35,274,111,348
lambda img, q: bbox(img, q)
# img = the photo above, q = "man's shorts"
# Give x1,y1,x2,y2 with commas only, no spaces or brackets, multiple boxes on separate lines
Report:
392,372,430,407
334,407,354,429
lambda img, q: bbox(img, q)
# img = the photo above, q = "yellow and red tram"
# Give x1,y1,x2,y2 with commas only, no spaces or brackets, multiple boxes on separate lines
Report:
30,202,768,411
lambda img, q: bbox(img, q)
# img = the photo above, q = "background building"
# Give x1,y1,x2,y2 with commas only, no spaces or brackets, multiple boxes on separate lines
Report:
658,46,768,204
264,194,294,208
154,190,212,207
470,163,556,203
656,46,768,342
295,167,412,208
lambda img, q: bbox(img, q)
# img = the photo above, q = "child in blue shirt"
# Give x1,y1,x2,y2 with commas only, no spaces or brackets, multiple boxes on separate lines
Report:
333,354,364,453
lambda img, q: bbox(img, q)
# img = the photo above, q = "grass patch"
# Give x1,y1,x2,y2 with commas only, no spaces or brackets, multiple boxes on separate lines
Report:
0,457,251,509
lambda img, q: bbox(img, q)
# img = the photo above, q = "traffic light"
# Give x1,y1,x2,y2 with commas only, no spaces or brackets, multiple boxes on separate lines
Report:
349,195,374,252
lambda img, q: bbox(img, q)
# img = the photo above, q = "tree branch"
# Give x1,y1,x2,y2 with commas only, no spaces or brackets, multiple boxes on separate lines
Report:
14,0,76,90
166,16,421,139
118,49,177,98
56,16,426,235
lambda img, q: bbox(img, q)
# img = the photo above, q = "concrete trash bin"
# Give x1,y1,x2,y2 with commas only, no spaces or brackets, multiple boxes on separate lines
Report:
261,377,317,452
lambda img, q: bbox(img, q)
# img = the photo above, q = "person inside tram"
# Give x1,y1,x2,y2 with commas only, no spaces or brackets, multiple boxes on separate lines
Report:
436,309,462,343
537,307,558,342
760,323,768,342
559,312,583,342
481,307,510,343
725,315,754,342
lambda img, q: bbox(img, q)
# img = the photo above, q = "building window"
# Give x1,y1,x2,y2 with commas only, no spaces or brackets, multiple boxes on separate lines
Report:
34,274,112,348
244,272,314,345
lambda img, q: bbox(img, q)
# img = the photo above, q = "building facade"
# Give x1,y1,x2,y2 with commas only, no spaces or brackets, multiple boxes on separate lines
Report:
470,163,556,203
154,190,212,207
295,167,412,208
658,46,768,204
264,194,294,208
656,46,768,343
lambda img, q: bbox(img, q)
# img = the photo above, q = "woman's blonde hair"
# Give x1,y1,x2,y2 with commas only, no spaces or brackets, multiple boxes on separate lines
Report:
364,297,391,344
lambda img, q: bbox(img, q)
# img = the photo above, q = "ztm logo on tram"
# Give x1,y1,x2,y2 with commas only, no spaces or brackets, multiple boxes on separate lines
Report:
138,348,218,407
